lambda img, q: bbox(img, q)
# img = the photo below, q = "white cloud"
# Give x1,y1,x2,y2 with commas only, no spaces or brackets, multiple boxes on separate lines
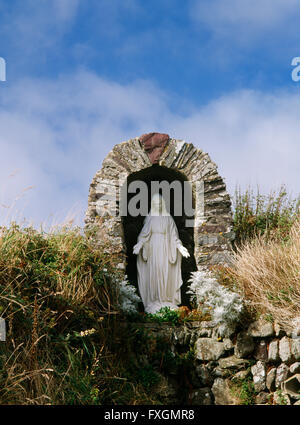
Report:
0,71,172,227
1,71,300,227
0,0,80,57
170,89,300,198
190,0,300,46
53,0,81,22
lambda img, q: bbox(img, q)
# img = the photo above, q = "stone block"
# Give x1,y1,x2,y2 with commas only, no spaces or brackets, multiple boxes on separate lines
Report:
275,363,290,388
211,378,239,405
218,355,249,370
234,332,255,358
290,362,300,374
268,340,279,362
195,338,225,361
195,364,214,386
247,318,274,337
188,388,213,405
282,374,300,399
254,340,268,361
291,339,300,361
251,361,266,392
266,367,276,392
279,336,292,363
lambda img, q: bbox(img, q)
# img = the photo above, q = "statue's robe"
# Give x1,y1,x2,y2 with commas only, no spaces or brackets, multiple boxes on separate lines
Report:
136,214,183,314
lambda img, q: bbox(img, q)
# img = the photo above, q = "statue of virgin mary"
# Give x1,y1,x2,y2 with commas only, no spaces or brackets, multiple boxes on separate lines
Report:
133,193,190,314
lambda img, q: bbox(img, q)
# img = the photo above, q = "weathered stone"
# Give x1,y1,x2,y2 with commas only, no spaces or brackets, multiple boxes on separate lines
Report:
213,367,226,378
86,136,234,287
173,327,191,346
291,318,300,339
291,339,300,361
188,387,213,405
255,392,269,405
223,338,234,351
211,378,239,405
195,338,225,361
195,364,214,386
254,340,268,361
274,321,285,337
196,328,212,338
275,363,290,388
233,369,250,380
251,361,266,392
268,340,279,362
282,374,300,399
234,332,255,358
279,336,292,363
139,132,169,164
218,355,249,370
247,318,274,337
290,362,300,374
266,367,276,392
209,251,233,266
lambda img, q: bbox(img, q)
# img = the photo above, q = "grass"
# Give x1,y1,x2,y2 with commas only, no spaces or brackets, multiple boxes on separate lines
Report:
230,374,256,405
1,184,300,404
0,222,160,404
220,185,300,331
231,217,300,331
233,185,300,247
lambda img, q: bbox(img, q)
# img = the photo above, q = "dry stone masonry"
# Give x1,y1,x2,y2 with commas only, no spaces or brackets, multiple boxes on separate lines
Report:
85,133,300,404
123,318,300,405
85,133,234,276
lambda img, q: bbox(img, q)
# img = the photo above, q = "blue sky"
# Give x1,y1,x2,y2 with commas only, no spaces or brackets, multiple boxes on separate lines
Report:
0,0,300,226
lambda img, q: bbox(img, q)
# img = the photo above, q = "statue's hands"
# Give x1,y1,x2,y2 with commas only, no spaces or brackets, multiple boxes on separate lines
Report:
178,245,190,258
133,241,143,255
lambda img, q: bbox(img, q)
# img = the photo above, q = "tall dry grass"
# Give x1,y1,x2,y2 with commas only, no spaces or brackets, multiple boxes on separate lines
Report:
232,216,300,330
0,222,156,405
233,185,300,247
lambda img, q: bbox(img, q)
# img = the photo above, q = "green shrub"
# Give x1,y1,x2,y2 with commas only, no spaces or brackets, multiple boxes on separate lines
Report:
233,185,300,246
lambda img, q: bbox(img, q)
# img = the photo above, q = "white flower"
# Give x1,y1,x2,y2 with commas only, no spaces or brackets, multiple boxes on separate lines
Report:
187,268,244,336
79,328,96,337
118,277,141,314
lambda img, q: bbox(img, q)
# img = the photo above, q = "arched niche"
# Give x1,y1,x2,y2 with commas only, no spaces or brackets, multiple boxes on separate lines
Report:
121,164,197,306
85,134,234,295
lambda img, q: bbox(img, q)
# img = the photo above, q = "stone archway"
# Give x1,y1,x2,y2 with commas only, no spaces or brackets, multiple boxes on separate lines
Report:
85,132,234,278
121,163,198,306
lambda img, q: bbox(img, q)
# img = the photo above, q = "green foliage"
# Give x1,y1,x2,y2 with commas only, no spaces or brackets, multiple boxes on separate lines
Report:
233,186,300,246
0,223,159,405
146,307,180,325
136,365,160,390
231,375,256,405
274,389,289,405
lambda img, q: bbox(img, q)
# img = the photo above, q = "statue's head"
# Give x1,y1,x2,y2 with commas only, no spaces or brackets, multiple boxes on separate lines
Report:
150,193,168,216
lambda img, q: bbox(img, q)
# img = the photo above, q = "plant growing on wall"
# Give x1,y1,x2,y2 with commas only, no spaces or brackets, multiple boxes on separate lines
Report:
187,268,244,336
118,278,141,314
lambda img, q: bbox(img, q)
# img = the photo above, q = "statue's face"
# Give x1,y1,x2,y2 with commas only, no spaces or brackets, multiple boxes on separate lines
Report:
152,196,163,213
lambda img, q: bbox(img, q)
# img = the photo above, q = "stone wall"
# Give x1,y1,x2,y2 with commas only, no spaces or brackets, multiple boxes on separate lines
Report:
123,318,300,405
85,133,234,274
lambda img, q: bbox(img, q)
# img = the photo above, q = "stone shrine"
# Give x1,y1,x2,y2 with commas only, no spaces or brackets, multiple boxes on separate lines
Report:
85,132,234,304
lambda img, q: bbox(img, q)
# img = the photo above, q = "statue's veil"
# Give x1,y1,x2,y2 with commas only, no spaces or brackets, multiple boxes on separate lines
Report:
149,193,170,216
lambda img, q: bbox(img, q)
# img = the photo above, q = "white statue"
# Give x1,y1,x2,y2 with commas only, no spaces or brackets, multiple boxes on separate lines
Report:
133,193,190,314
